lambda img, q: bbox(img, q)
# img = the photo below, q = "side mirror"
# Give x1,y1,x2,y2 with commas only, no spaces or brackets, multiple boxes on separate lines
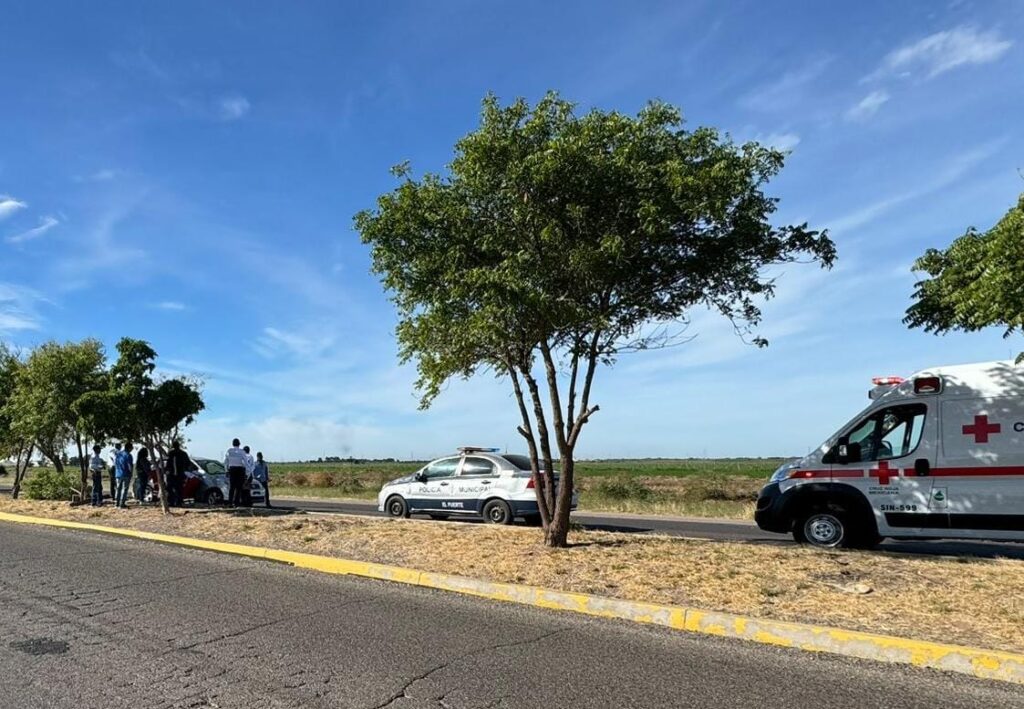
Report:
414,472,427,483
836,436,850,464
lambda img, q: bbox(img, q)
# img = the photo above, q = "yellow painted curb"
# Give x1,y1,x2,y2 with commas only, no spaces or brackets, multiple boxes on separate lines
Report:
2,510,1022,684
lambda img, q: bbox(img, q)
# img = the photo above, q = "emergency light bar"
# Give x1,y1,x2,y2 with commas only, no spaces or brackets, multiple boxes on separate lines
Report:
457,446,500,453
871,376,905,386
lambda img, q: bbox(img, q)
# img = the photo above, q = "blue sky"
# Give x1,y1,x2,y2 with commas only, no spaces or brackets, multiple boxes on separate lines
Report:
2,1,1022,461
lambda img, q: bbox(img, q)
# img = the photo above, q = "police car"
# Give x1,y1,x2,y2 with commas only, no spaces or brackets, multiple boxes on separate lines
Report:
756,360,1024,548
377,447,577,524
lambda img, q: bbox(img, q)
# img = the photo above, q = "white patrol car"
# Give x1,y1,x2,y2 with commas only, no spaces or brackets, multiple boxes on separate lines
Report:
377,447,577,525
756,360,1024,548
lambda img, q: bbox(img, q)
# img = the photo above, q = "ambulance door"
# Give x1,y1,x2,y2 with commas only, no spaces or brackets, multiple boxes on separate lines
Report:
939,398,1024,538
833,403,937,534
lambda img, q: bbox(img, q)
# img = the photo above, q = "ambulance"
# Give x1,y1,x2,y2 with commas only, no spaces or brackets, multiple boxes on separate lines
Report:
755,360,1024,548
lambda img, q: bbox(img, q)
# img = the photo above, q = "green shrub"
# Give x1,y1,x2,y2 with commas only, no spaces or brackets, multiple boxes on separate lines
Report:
592,477,656,502
24,467,78,500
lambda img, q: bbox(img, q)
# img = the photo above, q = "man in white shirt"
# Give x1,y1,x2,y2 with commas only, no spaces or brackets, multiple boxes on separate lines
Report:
242,445,256,477
224,438,247,508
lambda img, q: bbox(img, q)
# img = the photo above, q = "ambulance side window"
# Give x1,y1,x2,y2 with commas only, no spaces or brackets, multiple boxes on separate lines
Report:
836,404,927,463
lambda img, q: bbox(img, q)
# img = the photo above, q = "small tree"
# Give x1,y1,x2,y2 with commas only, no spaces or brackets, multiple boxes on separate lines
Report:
906,193,1024,357
357,93,835,547
0,345,34,497
5,340,106,500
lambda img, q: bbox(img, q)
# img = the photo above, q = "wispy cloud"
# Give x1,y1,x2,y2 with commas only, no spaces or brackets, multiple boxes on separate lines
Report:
845,90,890,121
74,168,120,183
759,132,801,152
824,140,1003,234
0,195,27,221
217,94,250,121
0,282,45,334
253,326,333,359
867,26,1013,81
153,300,187,311
6,215,59,244
739,56,832,112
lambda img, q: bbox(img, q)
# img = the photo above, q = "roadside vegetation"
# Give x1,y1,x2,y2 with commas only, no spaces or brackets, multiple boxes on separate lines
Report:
3,498,1021,655
266,458,780,518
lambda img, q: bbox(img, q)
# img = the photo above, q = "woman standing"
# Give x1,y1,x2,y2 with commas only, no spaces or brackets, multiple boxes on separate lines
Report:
135,447,152,505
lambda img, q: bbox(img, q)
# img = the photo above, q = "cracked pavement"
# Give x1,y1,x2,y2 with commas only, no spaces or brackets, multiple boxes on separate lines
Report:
1,523,1022,708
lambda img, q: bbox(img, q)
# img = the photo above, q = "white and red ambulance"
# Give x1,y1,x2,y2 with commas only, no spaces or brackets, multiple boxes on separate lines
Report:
755,360,1024,548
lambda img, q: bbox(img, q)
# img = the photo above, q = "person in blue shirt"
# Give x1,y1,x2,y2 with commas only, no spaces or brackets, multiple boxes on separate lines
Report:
88,444,105,507
114,443,134,508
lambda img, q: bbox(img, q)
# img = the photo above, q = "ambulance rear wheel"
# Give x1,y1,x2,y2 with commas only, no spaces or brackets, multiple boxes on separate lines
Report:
386,495,409,519
794,509,849,548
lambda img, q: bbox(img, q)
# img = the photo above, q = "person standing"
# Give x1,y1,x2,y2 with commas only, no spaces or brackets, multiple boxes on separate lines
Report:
135,447,151,504
109,443,122,501
89,445,106,507
253,452,270,508
114,443,134,508
166,440,191,507
224,438,247,508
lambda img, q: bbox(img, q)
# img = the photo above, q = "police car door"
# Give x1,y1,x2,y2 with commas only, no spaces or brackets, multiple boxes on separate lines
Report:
837,403,936,531
449,456,498,515
411,457,459,512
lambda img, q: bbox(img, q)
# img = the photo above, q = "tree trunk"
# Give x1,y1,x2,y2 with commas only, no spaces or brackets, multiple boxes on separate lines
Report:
11,444,33,499
75,436,88,502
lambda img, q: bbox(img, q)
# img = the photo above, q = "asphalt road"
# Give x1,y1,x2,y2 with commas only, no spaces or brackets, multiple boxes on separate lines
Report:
2,523,1021,708
275,496,1024,560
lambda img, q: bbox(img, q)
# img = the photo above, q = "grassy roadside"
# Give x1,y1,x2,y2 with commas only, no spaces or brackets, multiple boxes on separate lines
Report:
2,498,1021,655
267,458,776,519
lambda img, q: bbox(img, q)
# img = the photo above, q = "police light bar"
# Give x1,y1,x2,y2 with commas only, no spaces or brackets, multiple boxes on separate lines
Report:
871,376,905,386
457,446,500,453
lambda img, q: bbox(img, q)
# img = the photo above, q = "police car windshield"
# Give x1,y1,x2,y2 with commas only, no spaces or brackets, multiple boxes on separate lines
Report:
500,454,534,471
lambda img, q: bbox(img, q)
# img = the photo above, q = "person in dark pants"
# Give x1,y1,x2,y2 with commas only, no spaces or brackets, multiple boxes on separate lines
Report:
223,438,247,508
253,451,270,508
114,443,134,508
89,444,105,507
135,447,151,504
166,440,191,507
109,442,122,501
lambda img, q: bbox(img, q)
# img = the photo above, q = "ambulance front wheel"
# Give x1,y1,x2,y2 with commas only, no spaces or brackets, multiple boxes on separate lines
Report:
793,506,880,549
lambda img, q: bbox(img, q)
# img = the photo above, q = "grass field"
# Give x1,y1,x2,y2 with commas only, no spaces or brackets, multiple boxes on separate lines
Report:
268,458,784,519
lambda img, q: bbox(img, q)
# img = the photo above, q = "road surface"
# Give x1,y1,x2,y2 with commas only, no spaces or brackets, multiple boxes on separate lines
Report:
275,496,1024,559
1,522,1021,708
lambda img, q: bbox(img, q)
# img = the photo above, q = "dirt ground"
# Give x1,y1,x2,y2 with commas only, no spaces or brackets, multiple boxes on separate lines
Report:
2,498,1022,654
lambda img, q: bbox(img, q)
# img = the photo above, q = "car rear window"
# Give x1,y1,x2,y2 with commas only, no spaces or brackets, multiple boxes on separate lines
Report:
500,454,534,471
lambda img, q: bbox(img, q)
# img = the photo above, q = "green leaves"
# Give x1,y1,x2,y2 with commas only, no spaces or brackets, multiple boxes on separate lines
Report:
906,193,1024,354
357,91,834,407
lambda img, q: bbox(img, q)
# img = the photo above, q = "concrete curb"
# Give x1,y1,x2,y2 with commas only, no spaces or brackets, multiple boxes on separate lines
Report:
2,510,1022,685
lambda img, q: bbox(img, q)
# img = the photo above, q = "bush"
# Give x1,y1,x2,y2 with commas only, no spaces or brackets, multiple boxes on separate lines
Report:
287,472,309,487
307,471,334,488
592,477,656,502
334,476,365,494
24,467,78,500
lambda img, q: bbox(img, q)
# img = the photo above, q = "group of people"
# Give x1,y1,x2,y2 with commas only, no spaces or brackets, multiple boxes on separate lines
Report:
84,438,271,509
224,438,271,508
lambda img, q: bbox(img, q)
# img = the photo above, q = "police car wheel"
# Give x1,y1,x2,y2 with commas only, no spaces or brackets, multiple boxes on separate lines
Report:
386,495,409,519
483,499,513,525
798,510,847,548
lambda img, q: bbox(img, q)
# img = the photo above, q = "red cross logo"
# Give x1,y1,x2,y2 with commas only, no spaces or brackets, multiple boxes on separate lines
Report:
963,415,1001,444
868,461,898,485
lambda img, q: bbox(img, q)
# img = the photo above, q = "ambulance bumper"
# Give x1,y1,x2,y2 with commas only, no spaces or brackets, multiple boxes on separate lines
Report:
754,482,789,534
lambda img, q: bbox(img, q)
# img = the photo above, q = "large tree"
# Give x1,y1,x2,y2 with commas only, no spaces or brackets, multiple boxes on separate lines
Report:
77,338,204,512
357,93,835,547
905,193,1024,357
5,340,106,499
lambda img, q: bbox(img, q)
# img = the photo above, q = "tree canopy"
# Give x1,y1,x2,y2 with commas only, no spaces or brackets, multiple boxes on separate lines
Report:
906,193,1024,357
357,92,835,546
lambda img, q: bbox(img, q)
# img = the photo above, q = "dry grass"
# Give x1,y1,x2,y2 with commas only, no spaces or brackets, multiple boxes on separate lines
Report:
3,498,1023,654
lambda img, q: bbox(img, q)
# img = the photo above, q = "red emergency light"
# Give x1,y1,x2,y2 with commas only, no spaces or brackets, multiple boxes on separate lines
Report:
871,376,905,386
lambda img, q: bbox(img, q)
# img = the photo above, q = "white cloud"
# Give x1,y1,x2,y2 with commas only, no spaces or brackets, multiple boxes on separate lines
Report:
824,139,1003,234
254,326,334,360
153,300,187,311
6,215,59,244
217,94,251,121
868,26,1012,81
760,132,801,152
0,282,45,334
0,195,27,221
845,90,890,121
739,56,832,112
